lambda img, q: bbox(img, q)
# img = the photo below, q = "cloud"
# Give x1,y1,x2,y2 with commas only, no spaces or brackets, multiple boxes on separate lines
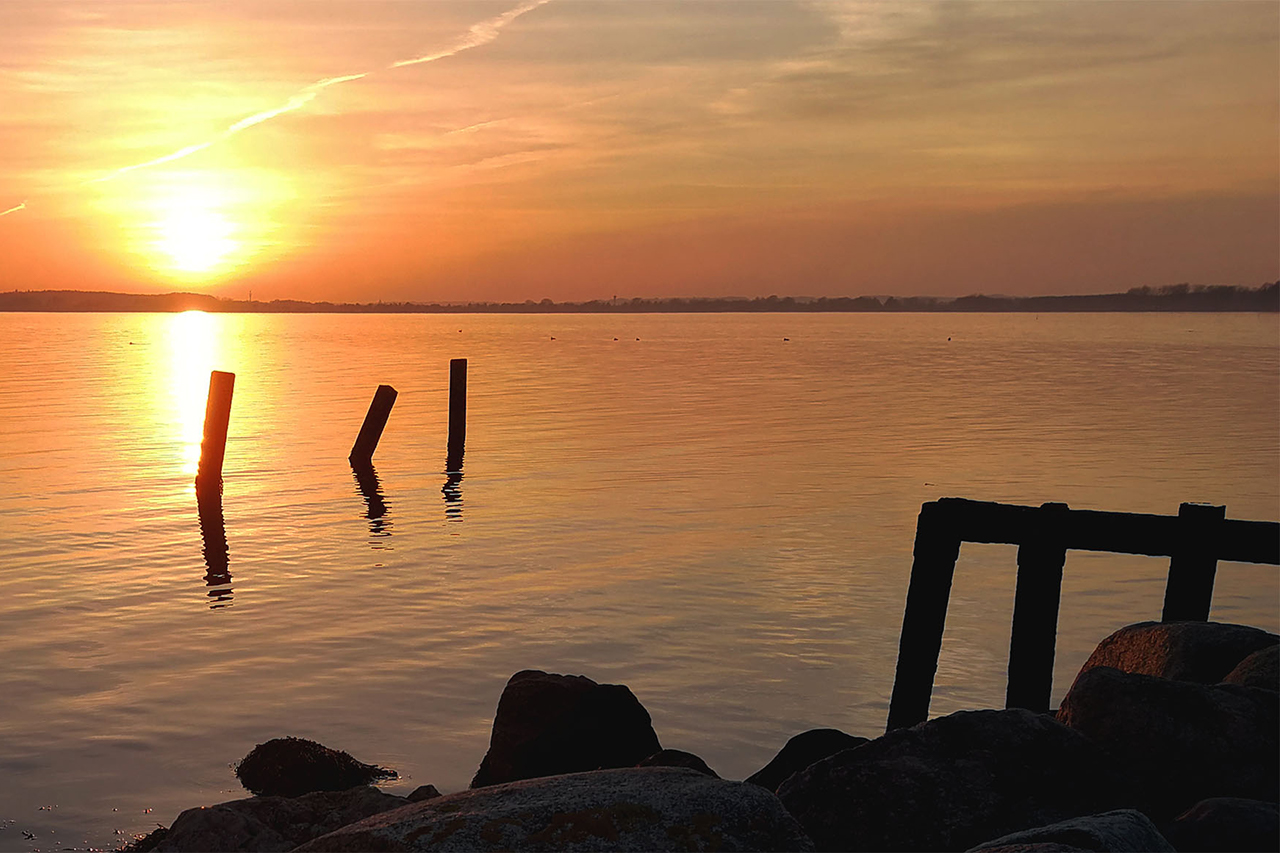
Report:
4,0,551,210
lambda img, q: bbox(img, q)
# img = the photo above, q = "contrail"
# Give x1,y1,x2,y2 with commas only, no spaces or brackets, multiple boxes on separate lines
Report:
3,0,549,210
392,0,550,68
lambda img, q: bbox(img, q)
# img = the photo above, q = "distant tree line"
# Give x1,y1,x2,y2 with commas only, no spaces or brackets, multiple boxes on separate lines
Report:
0,282,1275,313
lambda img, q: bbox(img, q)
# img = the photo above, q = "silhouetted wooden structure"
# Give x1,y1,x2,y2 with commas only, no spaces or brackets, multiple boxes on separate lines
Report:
448,358,467,466
886,497,1280,732
349,384,398,466
196,370,235,487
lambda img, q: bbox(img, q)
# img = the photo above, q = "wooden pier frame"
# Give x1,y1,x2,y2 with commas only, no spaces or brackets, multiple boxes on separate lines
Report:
886,497,1280,732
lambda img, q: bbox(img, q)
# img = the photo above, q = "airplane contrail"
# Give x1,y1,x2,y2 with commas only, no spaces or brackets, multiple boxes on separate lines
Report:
3,0,550,211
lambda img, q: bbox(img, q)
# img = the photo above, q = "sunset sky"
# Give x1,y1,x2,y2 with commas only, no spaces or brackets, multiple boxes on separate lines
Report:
0,1,1276,303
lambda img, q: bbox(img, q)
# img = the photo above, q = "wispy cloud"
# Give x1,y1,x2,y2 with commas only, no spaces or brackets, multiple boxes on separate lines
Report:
5,0,550,211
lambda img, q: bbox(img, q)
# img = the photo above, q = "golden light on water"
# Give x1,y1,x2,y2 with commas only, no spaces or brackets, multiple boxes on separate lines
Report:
166,310,219,476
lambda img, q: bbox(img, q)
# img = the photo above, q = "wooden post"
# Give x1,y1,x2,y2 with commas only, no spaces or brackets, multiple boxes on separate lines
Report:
1006,502,1068,713
1162,502,1226,622
349,384,398,466
887,501,962,731
447,358,467,469
196,370,235,486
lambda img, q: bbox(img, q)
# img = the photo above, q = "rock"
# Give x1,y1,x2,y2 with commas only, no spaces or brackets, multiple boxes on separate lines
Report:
776,708,1121,852
1164,797,1279,852
235,737,397,797
294,766,814,851
966,809,1174,852
1221,645,1280,691
407,785,442,803
1075,621,1277,685
1056,666,1278,819
636,749,718,777
745,728,868,792
470,670,662,788
151,786,408,852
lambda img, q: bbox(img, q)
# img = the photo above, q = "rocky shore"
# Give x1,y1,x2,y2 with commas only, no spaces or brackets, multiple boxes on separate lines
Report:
124,620,1278,852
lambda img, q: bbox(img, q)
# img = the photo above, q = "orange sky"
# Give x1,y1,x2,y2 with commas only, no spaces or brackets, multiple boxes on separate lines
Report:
0,1,1276,302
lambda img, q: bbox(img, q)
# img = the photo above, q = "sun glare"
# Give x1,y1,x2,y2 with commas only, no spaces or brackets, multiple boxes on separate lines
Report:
157,206,237,273
153,198,239,275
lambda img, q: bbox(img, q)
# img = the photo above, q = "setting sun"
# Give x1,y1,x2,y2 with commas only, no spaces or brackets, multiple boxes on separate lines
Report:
154,204,238,274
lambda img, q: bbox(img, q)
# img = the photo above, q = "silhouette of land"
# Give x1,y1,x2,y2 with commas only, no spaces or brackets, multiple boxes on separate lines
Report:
1,282,1275,313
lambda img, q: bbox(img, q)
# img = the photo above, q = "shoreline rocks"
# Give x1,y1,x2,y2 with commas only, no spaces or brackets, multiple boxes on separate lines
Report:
123,621,1280,852
295,767,813,852
470,670,662,788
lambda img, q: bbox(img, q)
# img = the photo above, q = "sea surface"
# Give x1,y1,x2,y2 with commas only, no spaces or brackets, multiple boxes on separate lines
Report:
0,311,1276,850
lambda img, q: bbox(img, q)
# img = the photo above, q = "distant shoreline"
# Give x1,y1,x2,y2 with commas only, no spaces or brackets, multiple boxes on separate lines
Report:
1,283,1276,313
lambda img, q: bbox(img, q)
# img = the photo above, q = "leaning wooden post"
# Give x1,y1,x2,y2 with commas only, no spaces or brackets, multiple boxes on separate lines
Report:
196,370,235,487
1005,502,1069,713
886,500,963,731
1162,502,1226,622
447,358,467,469
349,384,398,466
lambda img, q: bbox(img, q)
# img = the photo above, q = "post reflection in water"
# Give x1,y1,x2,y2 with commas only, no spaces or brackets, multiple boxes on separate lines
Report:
351,462,392,538
196,479,233,608
443,449,463,522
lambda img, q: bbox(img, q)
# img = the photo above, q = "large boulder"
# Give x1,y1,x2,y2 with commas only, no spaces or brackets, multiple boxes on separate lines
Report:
295,766,815,851
1163,797,1280,852
745,728,868,792
966,809,1174,852
1076,622,1277,685
150,787,409,852
636,749,719,777
1056,666,1278,819
471,670,662,788
776,708,1121,852
234,737,396,798
1221,645,1279,691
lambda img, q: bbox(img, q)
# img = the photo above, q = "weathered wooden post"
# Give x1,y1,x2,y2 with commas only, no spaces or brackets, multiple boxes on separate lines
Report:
1162,502,1226,622
1005,502,1069,713
886,500,963,731
196,370,235,487
447,358,467,469
349,384,398,466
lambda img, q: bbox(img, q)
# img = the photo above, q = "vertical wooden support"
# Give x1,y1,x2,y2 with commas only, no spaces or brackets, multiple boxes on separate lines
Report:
1006,502,1069,713
447,358,467,470
1162,502,1226,622
887,501,962,731
349,384,398,466
196,370,235,486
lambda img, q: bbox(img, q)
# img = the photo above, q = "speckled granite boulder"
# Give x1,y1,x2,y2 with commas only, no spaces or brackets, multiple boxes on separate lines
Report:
1056,666,1278,819
1075,622,1277,685
295,767,814,851
1164,797,1280,852
636,749,719,777
965,809,1173,852
151,787,409,852
777,709,1120,852
1221,645,1280,691
745,728,868,792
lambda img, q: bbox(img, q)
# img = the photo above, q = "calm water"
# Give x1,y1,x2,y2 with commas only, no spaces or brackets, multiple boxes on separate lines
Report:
0,311,1277,850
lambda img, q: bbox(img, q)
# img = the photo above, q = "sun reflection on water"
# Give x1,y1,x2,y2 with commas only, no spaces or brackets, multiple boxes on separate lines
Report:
166,310,219,478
